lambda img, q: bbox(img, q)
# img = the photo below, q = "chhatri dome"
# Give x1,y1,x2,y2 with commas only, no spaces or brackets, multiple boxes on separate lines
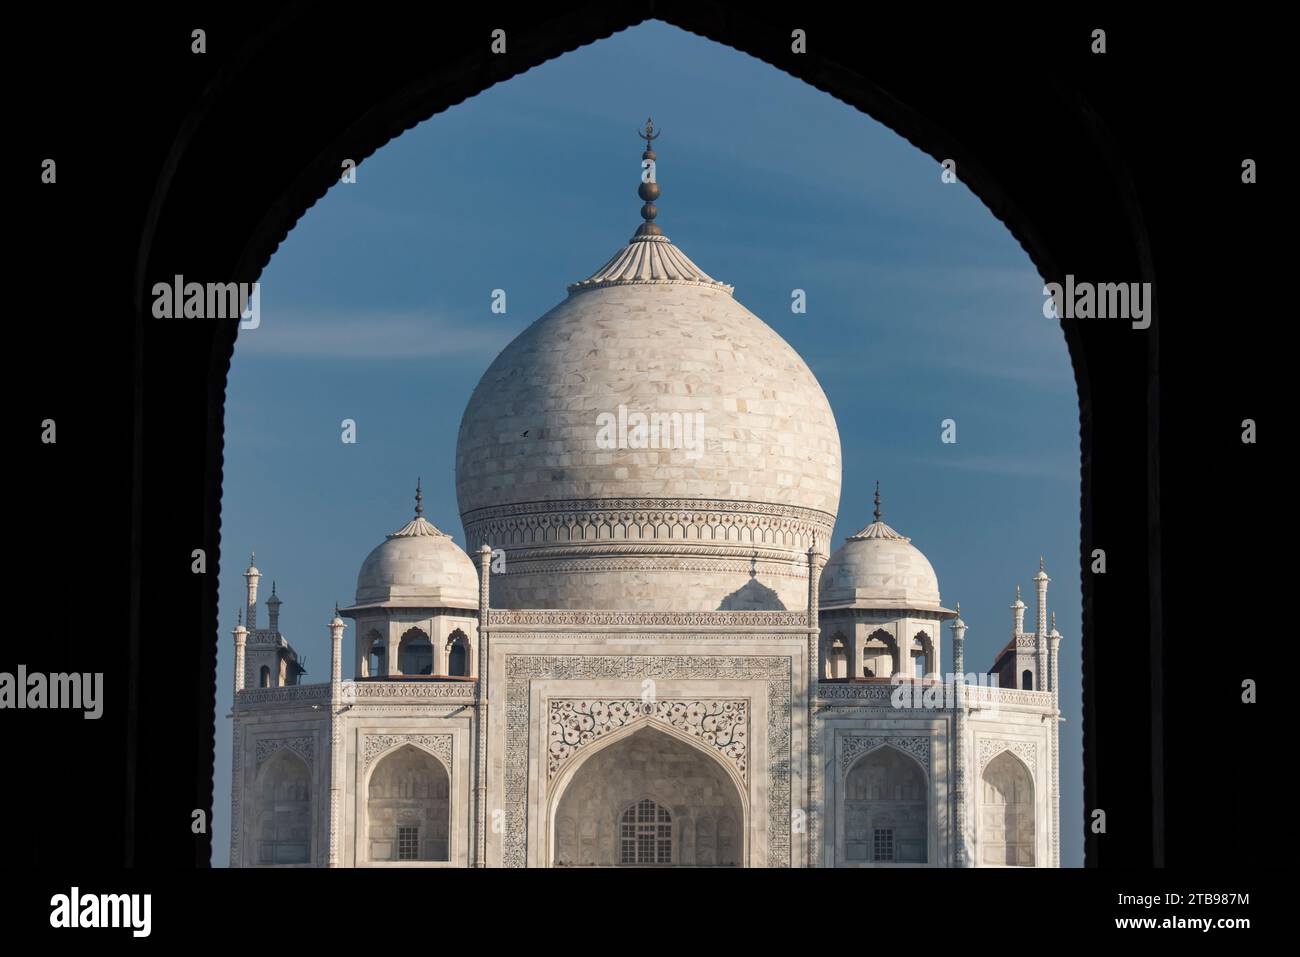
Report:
354,480,479,608
819,483,946,611
456,120,842,611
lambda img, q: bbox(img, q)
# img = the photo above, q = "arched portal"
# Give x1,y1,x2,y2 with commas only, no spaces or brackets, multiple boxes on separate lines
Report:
981,751,1035,866
843,745,928,864
253,750,311,865
366,745,450,862
550,725,745,867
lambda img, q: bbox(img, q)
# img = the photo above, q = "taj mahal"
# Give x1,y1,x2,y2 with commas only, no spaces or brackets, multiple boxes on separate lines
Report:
227,122,1063,868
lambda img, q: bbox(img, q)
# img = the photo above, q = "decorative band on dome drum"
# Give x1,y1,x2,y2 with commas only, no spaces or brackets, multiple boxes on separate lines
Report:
461,496,835,526
461,497,835,554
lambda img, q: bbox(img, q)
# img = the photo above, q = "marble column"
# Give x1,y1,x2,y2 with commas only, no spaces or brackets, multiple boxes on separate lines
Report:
951,606,969,867
327,608,345,868
475,544,492,867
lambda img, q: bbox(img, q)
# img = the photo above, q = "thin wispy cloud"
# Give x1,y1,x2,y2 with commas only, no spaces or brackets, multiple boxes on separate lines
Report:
236,307,518,360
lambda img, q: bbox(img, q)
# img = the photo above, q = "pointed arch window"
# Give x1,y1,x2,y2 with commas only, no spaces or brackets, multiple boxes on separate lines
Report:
619,798,672,864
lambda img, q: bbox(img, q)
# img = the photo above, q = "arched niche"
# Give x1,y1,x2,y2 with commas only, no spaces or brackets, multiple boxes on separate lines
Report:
366,744,450,863
253,750,311,865
980,750,1035,866
843,745,928,864
549,724,745,867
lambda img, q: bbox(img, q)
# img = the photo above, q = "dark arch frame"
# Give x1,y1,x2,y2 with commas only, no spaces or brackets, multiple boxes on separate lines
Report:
126,5,1164,868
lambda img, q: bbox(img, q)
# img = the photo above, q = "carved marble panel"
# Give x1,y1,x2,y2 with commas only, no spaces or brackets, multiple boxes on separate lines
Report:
255,734,314,772
362,733,454,774
548,698,748,781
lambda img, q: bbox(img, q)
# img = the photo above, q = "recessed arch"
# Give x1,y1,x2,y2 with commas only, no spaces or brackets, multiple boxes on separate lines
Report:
365,743,450,863
842,744,929,865
252,749,311,866
981,750,1036,866
547,722,747,867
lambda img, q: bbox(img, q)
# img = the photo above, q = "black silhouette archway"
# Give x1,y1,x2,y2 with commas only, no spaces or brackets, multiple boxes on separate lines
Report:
129,4,1160,868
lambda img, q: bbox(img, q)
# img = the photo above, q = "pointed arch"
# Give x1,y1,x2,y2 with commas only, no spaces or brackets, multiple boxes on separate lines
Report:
396,627,432,676
445,628,470,677
980,750,1035,866
365,743,450,863
252,749,311,865
548,723,747,867
843,744,928,864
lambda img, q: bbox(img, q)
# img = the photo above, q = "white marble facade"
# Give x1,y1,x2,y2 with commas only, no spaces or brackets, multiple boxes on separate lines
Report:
229,146,1063,867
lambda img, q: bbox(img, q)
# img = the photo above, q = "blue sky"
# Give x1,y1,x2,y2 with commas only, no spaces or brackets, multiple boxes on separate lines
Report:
214,20,1082,866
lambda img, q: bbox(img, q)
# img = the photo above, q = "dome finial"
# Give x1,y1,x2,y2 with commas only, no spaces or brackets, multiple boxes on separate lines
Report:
634,117,662,238
873,481,882,523
415,477,424,516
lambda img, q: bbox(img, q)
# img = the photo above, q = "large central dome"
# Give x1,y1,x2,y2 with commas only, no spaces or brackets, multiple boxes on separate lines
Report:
456,128,841,610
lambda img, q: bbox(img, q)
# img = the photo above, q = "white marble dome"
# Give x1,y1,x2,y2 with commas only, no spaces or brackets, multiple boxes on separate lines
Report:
355,512,479,609
456,225,841,611
819,512,944,611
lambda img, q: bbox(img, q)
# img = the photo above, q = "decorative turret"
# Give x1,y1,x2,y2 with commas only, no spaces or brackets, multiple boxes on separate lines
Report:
267,580,282,633
232,609,248,695
1011,584,1025,635
1033,556,1051,637
329,603,346,685
1033,557,1050,692
243,551,261,630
